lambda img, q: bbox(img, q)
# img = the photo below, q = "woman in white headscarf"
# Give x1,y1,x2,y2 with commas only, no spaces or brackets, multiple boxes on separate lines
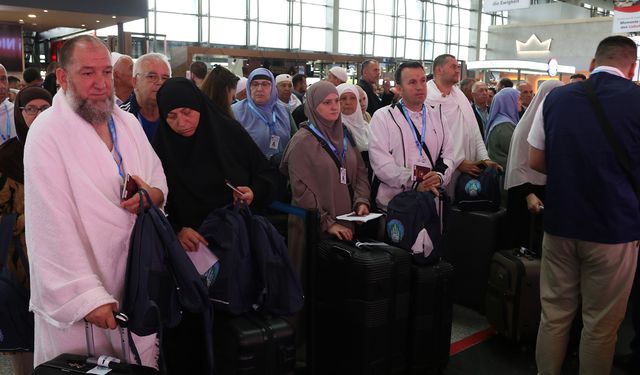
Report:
504,79,564,249
356,85,372,123
337,83,369,152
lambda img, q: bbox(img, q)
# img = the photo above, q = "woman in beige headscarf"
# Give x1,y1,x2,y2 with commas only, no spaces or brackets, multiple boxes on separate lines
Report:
281,81,370,272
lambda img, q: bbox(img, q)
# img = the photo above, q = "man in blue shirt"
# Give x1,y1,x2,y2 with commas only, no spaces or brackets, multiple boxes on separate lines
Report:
528,35,640,375
120,53,171,141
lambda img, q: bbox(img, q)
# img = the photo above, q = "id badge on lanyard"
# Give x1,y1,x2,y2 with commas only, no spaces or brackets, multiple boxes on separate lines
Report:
340,167,347,185
269,134,280,150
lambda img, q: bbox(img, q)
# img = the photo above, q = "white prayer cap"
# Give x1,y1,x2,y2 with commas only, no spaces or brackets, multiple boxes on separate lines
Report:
275,74,293,85
111,52,123,66
329,67,348,83
236,77,248,93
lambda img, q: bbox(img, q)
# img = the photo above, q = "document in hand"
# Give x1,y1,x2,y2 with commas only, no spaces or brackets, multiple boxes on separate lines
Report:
336,212,384,223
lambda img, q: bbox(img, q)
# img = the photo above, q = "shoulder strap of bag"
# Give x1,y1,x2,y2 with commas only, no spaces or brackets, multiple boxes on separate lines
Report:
302,125,342,172
0,213,17,271
582,79,640,200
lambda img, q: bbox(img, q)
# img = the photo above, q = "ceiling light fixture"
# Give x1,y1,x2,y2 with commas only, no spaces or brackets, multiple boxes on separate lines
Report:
43,10,48,13
112,16,117,19
81,24,86,27
96,20,100,23
28,14,36,18
19,19,24,23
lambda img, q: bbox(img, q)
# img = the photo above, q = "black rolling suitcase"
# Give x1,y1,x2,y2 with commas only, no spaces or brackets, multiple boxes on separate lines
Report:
314,239,411,374
213,311,296,375
33,315,158,374
484,214,543,343
407,259,454,375
443,207,506,309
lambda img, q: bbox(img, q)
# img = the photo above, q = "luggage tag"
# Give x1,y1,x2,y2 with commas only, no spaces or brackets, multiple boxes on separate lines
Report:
412,159,431,183
269,135,280,150
340,167,347,185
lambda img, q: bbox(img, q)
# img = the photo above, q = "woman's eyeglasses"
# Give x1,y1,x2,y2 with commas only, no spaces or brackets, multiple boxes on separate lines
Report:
20,105,51,115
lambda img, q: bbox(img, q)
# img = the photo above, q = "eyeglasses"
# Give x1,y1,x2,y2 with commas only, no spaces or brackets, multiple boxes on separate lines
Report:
20,105,51,115
139,72,170,83
250,81,272,89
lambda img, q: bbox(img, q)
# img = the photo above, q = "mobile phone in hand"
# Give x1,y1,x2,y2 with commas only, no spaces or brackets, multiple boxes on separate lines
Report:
224,180,243,195
121,174,138,201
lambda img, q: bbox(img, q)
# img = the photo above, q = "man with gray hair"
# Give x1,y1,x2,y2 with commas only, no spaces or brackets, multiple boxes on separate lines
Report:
517,81,534,117
471,81,490,140
0,64,15,144
24,34,167,368
121,52,171,140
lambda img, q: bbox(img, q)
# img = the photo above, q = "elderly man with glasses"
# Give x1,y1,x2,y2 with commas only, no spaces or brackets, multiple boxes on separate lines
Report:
120,52,171,140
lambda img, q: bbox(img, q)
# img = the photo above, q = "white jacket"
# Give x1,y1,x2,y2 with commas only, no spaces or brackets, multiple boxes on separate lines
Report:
369,103,455,210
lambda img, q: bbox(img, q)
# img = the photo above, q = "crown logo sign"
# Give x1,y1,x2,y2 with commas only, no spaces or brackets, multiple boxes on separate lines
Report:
516,34,552,54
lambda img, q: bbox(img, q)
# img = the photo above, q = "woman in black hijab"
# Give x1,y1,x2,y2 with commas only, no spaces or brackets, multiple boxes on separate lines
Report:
153,77,277,375
0,86,52,375
153,77,277,251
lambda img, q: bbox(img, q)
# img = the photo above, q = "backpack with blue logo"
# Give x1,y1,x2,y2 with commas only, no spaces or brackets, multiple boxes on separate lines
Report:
455,166,501,212
385,190,447,264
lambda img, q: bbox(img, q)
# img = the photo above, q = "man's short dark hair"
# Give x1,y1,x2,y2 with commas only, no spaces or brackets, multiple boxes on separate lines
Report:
499,78,513,88
426,73,434,81
488,87,497,94
190,61,208,80
23,67,42,84
394,61,424,85
433,54,456,69
595,35,637,66
362,59,378,71
7,76,19,85
292,73,306,87
570,73,587,81
59,35,108,70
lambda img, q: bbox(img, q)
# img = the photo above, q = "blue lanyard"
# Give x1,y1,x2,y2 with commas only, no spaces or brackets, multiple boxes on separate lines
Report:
399,101,427,157
107,117,125,180
1,103,10,142
248,101,277,133
308,123,348,167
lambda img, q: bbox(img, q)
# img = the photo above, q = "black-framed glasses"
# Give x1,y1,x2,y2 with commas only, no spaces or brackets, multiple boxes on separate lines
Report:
138,72,170,83
20,105,51,115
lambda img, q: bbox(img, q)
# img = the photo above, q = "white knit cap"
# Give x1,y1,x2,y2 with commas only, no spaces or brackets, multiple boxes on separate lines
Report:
275,74,293,85
236,77,248,92
329,66,348,83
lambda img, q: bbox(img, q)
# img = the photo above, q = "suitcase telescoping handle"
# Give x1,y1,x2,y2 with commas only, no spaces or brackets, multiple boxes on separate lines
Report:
83,312,132,371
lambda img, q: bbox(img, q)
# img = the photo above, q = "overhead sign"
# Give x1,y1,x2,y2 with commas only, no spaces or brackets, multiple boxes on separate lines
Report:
483,0,530,12
0,24,23,72
613,1,640,33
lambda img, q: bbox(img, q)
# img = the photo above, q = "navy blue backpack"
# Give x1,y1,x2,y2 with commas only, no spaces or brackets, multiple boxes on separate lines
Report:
241,209,304,316
0,213,33,352
122,190,213,374
455,166,501,212
385,190,446,265
198,204,258,315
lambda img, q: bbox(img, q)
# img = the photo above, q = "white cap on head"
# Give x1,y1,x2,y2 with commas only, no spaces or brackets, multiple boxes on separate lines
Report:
236,76,248,93
111,52,123,66
329,67,348,83
275,74,292,85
